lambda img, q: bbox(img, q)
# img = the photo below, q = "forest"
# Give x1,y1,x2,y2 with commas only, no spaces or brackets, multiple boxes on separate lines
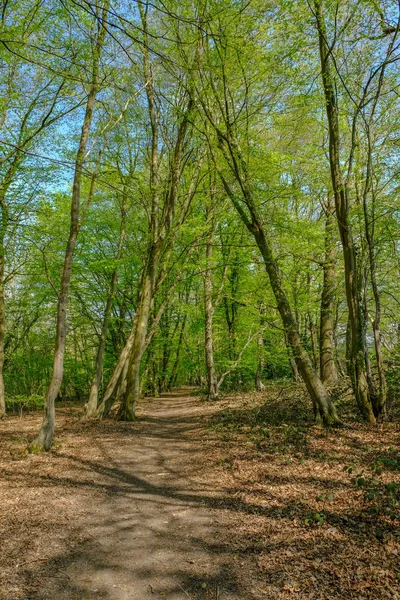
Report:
1,0,400,599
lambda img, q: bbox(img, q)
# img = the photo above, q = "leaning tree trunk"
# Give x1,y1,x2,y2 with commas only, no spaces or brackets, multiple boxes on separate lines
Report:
320,197,338,387
117,243,161,420
218,164,340,425
29,13,107,450
314,0,375,422
96,320,136,418
254,225,340,425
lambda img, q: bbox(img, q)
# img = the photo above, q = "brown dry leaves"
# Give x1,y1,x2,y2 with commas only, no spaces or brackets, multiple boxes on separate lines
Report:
0,389,399,599
195,387,400,599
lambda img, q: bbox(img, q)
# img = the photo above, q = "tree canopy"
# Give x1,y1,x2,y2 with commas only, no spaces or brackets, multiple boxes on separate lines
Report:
1,0,400,447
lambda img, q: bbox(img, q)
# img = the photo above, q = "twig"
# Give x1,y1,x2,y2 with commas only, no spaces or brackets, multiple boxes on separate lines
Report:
17,557,48,568
176,582,192,598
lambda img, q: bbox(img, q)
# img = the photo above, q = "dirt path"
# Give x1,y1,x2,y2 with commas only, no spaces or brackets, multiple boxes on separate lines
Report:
1,390,247,600
2,388,400,600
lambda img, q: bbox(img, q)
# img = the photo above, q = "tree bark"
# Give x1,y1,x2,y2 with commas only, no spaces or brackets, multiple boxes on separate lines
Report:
168,314,187,390
320,197,338,386
217,167,340,425
252,221,340,425
255,355,265,391
255,306,265,391
363,136,387,419
85,197,126,418
96,319,136,418
115,6,193,420
204,233,219,400
117,243,161,420
0,185,8,418
314,0,375,422
29,7,108,450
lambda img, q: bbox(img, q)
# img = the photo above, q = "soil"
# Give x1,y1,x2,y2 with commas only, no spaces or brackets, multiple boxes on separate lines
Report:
0,387,399,600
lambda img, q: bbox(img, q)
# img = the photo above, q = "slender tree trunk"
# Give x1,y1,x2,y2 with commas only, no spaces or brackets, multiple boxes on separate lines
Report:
363,174,387,420
114,7,193,420
0,253,5,419
253,225,340,425
320,198,338,386
370,293,387,419
0,173,13,417
85,274,118,417
361,270,377,403
306,272,319,371
159,311,171,392
309,313,319,371
151,357,160,397
255,306,265,391
96,322,136,418
314,0,375,422
168,314,187,390
29,11,107,450
85,199,126,417
218,166,340,424
204,235,218,400
284,332,301,382
117,244,161,420
255,342,265,391
333,300,345,377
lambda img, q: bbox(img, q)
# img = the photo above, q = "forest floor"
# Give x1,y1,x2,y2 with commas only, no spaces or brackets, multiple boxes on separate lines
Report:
0,386,399,600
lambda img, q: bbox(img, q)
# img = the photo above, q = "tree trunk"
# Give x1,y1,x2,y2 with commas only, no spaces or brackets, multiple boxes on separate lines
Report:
218,165,340,425
85,270,118,417
85,198,126,418
255,352,265,392
0,253,5,419
29,12,107,450
309,313,319,371
204,235,219,400
96,320,136,418
255,306,265,391
168,315,187,390
117,244,160,420
284,332,301,382
0,172,14,417
254,225,340,425
314,0,375,422
159,310,172,392
320,197,338,386
363,160,387,420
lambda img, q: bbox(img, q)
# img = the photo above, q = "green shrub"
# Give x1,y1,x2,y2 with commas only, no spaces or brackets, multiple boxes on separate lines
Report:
6,394,43,414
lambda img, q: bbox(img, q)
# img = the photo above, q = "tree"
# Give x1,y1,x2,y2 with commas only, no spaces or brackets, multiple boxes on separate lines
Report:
30,0,109,450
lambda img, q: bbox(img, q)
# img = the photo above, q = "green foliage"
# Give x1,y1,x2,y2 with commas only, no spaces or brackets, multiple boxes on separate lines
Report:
1,0,400,423
345,464,400,522
6,395,43,414
304,512,326,527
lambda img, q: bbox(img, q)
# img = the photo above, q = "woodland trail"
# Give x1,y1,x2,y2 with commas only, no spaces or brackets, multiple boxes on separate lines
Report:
1,390,248,600
3,388,399,600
